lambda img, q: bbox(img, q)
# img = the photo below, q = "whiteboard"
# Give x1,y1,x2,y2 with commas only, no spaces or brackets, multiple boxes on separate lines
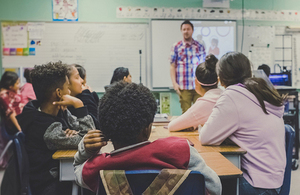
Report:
151,20,236,89
2,22,148,92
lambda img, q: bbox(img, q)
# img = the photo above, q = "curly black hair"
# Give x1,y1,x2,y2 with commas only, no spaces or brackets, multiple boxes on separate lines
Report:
31,61,68,104
98,82,157,145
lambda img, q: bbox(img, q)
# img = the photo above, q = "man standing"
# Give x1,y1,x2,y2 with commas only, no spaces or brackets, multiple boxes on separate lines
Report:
170,20,206,113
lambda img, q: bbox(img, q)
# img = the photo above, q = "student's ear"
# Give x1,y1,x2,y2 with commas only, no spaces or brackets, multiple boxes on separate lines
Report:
55,88,63,99
142,123,152,140
218,77,226,88
123,76,127,81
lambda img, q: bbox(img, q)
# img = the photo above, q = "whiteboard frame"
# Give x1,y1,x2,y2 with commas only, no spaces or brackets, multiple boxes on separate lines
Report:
1,21,149,92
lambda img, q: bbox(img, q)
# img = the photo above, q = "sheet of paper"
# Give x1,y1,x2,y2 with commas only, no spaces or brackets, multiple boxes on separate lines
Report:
28,22,45,39
2,24,28,48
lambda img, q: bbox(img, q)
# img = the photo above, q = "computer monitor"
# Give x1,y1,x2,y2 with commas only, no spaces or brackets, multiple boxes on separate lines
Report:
269,72,292,86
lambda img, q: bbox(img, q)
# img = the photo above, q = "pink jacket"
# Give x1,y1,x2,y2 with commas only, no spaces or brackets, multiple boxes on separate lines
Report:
168,88,223,131
20,83,36,104
200,85,286,189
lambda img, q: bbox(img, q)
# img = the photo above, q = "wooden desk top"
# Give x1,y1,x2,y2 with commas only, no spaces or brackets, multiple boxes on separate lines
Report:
52,150,77,160
52,150,242,178
201,152,243,178
151,126,246,155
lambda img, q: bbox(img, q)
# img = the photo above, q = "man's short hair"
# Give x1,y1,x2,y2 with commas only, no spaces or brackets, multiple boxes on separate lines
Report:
181,20,194,31
98,82,157,145
258,64,271,77
31,61,68,104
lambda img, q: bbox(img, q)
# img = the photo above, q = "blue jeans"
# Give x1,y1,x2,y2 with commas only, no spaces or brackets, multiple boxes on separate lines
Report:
239,177,281,195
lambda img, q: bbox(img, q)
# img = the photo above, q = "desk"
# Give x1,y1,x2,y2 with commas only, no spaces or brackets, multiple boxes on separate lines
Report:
53,124,245,195
53,150,242,195
151,126,246,169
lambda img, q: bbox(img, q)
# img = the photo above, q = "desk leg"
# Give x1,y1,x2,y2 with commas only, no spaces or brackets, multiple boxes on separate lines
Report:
236,178,239,195
72,181,79,195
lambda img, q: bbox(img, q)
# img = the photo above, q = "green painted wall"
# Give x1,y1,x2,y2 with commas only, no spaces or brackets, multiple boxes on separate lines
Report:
1,0,300,115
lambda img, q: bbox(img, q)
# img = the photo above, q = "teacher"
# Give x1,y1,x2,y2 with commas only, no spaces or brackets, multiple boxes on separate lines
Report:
170,20,206,113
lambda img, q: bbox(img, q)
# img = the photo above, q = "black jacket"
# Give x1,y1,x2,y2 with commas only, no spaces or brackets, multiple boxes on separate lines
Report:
16,100,94,194
68,89,100,129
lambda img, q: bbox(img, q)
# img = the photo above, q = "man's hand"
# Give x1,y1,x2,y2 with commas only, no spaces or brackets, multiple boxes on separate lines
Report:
53,95,84,108
83,130,107,154
173,83,181,95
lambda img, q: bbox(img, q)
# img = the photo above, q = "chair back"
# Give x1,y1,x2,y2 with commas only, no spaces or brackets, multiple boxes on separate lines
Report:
97,170,205,195
0,132,31,195
279,124,295,195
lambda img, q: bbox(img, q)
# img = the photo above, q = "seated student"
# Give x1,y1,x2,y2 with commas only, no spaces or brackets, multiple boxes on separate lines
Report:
199,52,286,195
0,71,24,134
74,82,222,195
258,64,271,77
67,64,100,129
20,68,36,104
104,67,132,90
16,62,95,195
168,54,223,131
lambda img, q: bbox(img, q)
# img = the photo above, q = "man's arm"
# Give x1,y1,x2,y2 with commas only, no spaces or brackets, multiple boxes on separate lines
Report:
170,63,181,95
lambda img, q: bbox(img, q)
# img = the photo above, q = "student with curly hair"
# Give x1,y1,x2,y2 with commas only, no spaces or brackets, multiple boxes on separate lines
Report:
168,54,222,131
16,62,95,195
74,82,222,195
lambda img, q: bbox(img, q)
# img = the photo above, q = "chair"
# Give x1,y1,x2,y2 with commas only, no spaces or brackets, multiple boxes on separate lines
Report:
279,124,295,195
0,132,31,195
97,170,205,195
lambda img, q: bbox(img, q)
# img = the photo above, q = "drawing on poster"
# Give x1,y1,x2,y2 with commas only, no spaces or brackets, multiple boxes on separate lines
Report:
52,0,78,21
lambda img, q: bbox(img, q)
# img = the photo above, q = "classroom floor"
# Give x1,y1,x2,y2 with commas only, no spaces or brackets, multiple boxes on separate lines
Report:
291,168,300,194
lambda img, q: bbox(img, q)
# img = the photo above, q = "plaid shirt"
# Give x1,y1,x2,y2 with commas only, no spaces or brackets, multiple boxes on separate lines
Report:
170,39,206,90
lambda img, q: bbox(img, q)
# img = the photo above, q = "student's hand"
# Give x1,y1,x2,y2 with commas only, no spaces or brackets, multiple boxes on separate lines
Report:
82,84,92,92
65,129,78,137
173,83,181,95
53,95,84,108
84,130,107,154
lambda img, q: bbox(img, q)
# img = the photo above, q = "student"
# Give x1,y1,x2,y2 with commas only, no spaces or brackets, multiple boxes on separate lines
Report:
0,71,24,134
16,62,95,195
168,54,223,131
67,64,100,129
199,52,286,195
104,67,132,90
258,64,271,77
74,82,222,195
110,67,132,84
20,68,36,104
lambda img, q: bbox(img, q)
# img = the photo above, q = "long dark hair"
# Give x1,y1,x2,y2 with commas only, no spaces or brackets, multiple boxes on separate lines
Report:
74,64,86,80
0,71,19,90
110,67,129,84
218,52,283,114
196,54,218,90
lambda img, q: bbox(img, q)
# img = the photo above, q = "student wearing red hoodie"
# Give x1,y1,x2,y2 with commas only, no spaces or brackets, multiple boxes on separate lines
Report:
73,82,221,195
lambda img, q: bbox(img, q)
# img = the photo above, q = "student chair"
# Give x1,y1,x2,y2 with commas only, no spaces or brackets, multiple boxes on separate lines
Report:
0,132,32,195
97,170,205,195
279,124,295,195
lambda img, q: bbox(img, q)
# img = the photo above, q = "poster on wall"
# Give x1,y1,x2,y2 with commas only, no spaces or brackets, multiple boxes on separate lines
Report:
52,0,78,21
203,0,230,8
